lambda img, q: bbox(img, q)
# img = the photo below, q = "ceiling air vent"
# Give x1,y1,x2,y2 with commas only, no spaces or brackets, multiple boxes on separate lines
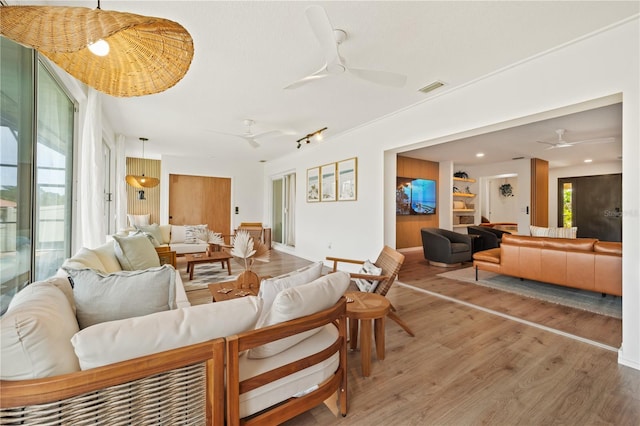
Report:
418,80,445,94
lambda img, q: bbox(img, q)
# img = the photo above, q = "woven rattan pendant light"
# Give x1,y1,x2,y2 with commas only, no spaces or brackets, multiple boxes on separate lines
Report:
126,138,160,188
0,4,194,97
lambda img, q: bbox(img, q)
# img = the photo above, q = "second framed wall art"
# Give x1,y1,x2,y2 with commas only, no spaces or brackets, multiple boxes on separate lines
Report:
306,157,357,202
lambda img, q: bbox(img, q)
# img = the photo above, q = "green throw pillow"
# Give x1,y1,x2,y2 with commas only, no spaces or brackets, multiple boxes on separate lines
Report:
112,233,160,270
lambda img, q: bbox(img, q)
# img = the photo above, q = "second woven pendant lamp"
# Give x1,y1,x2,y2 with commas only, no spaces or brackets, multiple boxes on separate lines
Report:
0,4,194,97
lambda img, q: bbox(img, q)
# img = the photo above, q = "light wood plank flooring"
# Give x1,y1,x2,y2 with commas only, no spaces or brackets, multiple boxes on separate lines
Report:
184,249,638,425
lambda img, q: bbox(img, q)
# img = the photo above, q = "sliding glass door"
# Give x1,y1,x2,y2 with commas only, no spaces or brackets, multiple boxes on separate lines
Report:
271,172,295,247
0,38,75,313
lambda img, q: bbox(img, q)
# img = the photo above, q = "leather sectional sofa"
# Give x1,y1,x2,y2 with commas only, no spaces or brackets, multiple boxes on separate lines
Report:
472,234,622,296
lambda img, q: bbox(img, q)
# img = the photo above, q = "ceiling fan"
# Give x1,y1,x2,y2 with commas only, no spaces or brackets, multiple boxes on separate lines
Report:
207,119,285,148
536,128,616,150
284,6,407,90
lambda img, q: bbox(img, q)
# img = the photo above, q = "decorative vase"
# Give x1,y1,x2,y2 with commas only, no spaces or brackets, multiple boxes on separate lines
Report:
235,270,260,290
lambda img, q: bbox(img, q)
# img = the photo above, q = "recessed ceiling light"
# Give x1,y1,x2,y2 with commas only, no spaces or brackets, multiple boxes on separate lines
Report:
584,159,593,163
476,152,484,157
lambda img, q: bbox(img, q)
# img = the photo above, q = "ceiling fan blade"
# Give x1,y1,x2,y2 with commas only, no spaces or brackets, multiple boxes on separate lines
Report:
284,65,330,89
305,6,341,67
567,137,616,146
241,136,260,148
349,67,407,88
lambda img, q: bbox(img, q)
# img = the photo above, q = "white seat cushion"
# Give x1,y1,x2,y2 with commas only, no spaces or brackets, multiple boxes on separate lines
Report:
239,324,339,418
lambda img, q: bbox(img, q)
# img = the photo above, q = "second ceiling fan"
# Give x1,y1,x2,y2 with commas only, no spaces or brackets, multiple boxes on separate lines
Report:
536,128,615,150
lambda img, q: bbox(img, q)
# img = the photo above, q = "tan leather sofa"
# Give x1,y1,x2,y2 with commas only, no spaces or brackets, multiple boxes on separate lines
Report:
473,234,622,296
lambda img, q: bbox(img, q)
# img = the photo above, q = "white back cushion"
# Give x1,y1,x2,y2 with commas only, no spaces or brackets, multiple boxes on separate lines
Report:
249,271,349,359
72,296,262,370
127,213,150,227
258,262,324,312
1,280,80,380
170,225,186,244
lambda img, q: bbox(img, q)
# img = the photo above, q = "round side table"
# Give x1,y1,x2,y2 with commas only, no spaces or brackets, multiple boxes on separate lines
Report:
344,291,391,377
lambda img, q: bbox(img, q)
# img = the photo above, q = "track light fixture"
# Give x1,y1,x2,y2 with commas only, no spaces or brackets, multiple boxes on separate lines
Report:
296,127,328,149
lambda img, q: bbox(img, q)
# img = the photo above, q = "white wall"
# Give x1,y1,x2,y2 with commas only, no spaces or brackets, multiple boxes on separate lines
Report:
487,176,519,223
159,155,265,232
263,19,640,369
466,160,531,233
548,161,622,227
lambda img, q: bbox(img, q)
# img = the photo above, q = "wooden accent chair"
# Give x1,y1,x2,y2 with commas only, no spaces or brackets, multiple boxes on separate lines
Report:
326,246,414,337
225,298,348,425
236,222,264,244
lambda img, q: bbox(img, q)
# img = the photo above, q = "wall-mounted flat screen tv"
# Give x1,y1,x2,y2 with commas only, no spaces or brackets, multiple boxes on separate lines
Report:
396,177,436,215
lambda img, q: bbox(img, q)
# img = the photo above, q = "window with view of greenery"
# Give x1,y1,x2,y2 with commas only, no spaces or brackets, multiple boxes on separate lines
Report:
562,182,573,228
0,37,75,314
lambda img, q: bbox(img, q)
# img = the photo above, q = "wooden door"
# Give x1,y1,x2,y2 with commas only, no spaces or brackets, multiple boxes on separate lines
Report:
530,158,549,226
557,174,622,242
169,174,231,235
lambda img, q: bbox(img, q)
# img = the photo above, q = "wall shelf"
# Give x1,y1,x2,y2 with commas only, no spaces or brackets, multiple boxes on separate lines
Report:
453,208,475,212
453,192,475,198
453,177,476,183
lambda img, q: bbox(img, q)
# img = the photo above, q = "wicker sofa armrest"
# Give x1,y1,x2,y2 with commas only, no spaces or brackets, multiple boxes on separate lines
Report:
0,339,225,425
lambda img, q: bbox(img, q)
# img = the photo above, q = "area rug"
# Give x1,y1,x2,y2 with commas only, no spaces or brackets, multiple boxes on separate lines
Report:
436,267,622,318
179,263,239,292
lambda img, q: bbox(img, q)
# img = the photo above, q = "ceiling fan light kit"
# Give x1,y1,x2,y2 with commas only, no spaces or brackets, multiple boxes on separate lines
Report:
0,3,194,97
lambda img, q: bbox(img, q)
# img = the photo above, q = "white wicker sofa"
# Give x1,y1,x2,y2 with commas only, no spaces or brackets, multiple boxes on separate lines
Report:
0,239,349,425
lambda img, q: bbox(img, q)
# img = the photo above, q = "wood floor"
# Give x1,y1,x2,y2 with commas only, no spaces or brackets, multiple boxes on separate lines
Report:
184,249,639,425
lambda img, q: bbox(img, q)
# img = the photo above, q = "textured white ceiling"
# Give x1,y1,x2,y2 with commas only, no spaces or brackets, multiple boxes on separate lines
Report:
14,1,638,166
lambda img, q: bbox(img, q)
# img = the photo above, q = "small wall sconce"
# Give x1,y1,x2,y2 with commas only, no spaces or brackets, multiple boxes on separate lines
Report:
296,127,328,149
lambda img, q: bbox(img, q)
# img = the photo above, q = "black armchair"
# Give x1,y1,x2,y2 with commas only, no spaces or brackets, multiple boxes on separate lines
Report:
467,225,511,250
420,228,472,267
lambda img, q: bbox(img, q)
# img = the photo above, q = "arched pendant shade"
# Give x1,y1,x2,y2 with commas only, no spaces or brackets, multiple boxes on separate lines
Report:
126,175,160,189
126,137,159,188
0,5,194,97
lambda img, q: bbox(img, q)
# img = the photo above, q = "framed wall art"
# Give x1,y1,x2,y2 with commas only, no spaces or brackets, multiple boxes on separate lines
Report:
320,163,336,202
307,167,320,202
337,157,357,201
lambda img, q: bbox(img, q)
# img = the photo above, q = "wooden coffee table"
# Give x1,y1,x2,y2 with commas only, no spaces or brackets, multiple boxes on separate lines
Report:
208,281,257,302
185,252,233,280
344,291,391,377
